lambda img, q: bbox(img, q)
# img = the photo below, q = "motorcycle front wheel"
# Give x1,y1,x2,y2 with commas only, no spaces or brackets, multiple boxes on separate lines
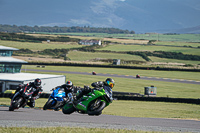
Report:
62,103,75,114
87,99,106,116
43,99,55,110
9,97,23,111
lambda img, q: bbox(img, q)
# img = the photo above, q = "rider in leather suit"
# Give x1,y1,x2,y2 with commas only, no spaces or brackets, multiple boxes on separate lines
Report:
74,78,115,102
26,78,43,107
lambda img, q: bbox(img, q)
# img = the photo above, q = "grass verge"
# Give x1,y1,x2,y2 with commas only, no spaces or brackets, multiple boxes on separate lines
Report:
1,98,200,120
0,127,167,133
22,65,200,99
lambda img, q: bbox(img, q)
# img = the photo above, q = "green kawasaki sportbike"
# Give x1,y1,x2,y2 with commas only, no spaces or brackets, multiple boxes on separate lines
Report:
62,87,113,116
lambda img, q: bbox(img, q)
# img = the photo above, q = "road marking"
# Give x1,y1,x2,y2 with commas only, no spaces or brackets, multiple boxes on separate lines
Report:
171,79,177,80
163,78,169,79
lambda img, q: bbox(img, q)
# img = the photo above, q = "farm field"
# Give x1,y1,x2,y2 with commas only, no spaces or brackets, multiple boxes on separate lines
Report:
149,56,200,65
0,40,82,51
97,44,200,56
155,41,200,48
40,32,200,42
67,51,145,61
1,33,200,68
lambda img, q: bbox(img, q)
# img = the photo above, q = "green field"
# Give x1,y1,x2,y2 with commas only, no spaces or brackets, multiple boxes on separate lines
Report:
22,65,200,99
67,51,145,61
97,44,200,56
155,41,200,48
0,40,82,51
40,32,200,42
149,56,200,65
1,36,200,69
0,126,171,133
23,65,200,81
1,98,200,120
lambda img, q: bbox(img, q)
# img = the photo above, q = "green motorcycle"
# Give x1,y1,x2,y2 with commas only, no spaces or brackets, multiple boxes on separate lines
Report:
62,87,113,116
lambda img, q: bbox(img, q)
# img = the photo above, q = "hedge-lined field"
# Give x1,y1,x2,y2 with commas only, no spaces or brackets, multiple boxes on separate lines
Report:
0,40,82,51
67,51,145,61
1,34,200,68
97,44,200,56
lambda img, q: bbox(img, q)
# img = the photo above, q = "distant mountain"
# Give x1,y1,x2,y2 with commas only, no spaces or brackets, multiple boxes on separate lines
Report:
171,25,200,34
0,0,200,33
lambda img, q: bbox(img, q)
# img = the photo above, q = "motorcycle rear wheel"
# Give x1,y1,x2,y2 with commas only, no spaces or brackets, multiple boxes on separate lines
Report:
87,100,106,116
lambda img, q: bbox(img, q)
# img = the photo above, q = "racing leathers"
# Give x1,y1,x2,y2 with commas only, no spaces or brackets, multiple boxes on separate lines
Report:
14,82,43,108
54,84,79,101
74,81,112,101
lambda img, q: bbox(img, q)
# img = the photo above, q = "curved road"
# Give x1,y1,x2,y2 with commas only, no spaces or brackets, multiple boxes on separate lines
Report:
0,107,200,132
23,69,200,85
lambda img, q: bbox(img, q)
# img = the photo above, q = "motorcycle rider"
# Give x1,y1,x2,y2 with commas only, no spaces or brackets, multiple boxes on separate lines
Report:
10,78,43,108
56,80,78,101
26,78,43,108
74,78,115,103
10,84,24,99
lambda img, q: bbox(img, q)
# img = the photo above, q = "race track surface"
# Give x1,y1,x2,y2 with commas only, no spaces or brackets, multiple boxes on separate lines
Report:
0,107,200,132
23,69,200,85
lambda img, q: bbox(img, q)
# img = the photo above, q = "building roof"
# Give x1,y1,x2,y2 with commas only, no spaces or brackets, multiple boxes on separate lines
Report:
0,57,28,63
0,45,19,51
0,73,65,82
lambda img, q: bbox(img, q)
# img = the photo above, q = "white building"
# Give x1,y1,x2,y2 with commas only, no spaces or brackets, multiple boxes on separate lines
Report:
0,73,66,93
0,45,65,93
79,40,101,45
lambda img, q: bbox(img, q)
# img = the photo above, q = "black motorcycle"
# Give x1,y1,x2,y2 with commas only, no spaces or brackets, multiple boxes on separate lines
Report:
9,86,34,111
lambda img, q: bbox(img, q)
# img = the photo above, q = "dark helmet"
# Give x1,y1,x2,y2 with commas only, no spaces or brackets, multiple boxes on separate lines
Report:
105,78,115,88
66,81,73,90
34,78,41,87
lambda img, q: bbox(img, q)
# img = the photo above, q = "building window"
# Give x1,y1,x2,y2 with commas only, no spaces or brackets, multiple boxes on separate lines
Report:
0,50,12,57
0,64,22,73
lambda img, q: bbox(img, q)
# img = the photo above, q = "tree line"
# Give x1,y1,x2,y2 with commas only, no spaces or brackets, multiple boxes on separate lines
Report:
0,24,135,34
14,47,200,62
0,32,80,43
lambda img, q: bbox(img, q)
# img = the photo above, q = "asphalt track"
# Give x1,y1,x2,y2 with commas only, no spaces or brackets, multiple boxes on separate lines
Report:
5,69,197,132
0,107,200,132
24,69,200,85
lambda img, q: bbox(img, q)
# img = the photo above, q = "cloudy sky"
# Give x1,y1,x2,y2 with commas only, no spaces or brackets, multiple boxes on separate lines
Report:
0,0,200,33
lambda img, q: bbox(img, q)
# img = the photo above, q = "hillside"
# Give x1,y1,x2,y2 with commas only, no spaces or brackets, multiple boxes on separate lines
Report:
0,0,200,33
0,33,200,70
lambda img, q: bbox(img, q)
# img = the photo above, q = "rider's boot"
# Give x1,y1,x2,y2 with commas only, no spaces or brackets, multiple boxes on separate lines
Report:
27,100,35,108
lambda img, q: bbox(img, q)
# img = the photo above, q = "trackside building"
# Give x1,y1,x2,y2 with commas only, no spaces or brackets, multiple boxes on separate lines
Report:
0,73,66,93
0,45,66,93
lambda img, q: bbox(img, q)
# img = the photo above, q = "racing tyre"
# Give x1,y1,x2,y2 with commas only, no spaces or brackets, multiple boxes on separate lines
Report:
9,97,22,111
87,100,106,116
43,99,55,110
9,105,14,111
62,103,75,114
